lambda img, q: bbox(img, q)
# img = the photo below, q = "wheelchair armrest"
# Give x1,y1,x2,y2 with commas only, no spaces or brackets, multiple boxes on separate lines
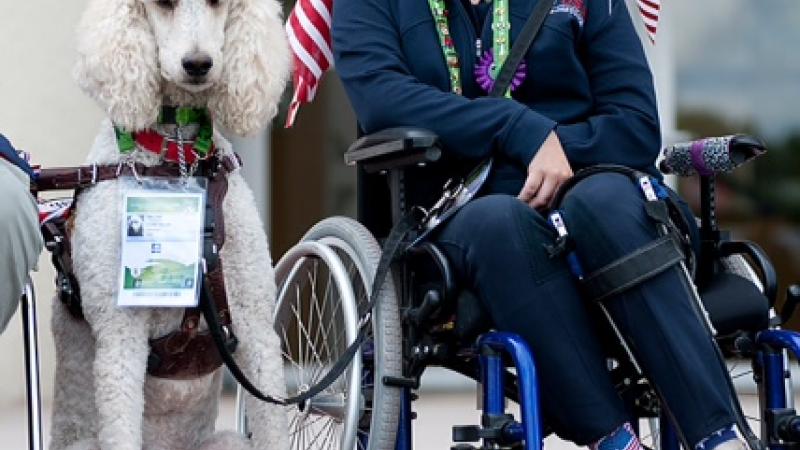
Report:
345,127,443,174
718,240,778,307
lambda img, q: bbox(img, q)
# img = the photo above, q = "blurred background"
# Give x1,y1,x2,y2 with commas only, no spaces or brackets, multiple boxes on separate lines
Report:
0,0,797,448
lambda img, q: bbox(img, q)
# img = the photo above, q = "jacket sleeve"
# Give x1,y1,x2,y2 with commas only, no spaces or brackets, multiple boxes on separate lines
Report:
554,0,661,171
0,134,33,179
332,0,555,167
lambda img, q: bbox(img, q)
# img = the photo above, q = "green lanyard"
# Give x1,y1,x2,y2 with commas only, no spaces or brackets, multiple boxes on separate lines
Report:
427,0,511,96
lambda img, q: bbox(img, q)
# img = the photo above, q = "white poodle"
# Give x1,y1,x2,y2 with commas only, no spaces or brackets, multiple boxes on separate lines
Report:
50,0,291,449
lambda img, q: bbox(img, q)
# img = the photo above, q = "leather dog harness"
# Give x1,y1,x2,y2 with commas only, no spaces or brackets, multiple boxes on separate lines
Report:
33,109,240,380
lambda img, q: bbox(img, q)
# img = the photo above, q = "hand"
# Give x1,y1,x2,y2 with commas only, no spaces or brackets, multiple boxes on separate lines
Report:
517,131,573,210
469,0,486,4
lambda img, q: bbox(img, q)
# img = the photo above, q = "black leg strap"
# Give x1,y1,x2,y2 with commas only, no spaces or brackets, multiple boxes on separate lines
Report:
581,234,685,303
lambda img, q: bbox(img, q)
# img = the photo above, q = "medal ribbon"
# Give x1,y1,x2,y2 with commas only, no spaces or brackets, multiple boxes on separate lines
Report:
427,0,513,97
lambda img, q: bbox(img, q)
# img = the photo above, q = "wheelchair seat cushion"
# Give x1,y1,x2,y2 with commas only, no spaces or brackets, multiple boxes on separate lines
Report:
700,272,769,336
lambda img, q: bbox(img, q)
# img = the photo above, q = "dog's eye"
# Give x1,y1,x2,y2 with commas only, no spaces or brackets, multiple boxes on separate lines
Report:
207,0,221,6
155,0,176,9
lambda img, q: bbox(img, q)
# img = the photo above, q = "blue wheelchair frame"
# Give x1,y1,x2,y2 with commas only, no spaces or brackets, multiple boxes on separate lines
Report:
346,129,800,450
388,328,800,450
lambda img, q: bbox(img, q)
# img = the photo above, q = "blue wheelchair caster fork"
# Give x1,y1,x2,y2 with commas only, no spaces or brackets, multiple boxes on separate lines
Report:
755,329,800,450
475,332,543,450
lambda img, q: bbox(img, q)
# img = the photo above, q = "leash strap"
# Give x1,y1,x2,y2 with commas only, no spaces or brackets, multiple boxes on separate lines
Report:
489,0,555,98
202,210,421,405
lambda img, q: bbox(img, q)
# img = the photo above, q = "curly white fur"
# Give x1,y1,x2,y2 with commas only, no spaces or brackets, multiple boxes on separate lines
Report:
74,0,290,135
55,0,291,449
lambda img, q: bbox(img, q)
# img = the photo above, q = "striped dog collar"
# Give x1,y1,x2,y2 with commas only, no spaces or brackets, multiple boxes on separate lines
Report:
114,106,214,165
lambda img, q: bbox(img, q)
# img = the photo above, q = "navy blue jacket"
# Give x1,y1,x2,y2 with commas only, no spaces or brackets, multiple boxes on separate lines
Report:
333,0,662,193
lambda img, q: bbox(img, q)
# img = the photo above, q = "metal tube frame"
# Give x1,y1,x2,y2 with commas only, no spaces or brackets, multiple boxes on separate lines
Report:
395,388,413,450
755,329,800,450
477,332,543,450
22,279,43,450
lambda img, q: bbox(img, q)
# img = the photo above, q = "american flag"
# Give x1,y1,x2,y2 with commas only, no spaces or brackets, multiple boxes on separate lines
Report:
285,0,334,128
636,0,661,43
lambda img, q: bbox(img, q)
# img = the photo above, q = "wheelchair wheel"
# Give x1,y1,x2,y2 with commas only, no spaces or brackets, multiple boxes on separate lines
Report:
274,241,363,450
302,217,403,450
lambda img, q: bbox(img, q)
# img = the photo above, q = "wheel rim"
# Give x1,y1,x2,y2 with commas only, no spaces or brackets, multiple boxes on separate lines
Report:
274,241,362,450
317,236,381,450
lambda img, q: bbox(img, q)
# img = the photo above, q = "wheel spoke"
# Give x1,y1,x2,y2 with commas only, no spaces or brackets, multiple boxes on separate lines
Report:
290,414,327,438
307,418,336,449
318,419,338,450
315,267,335,367
292,299,326,382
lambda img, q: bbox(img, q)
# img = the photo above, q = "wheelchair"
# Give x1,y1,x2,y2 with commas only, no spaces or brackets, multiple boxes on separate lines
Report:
265,128,800,450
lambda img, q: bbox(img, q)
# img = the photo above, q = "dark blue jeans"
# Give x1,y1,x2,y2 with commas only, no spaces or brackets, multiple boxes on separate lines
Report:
433,173,736,446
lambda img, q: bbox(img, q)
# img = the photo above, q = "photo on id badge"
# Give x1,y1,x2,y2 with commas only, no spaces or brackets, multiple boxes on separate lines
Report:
118,189,204,307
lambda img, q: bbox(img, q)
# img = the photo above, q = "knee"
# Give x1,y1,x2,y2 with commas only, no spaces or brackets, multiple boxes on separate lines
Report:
560,173,645,223
447,194,553,252
458,194,543,236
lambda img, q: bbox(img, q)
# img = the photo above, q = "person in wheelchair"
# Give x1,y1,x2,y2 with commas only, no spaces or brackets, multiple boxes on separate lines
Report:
0,134,42,333
333,1,748,450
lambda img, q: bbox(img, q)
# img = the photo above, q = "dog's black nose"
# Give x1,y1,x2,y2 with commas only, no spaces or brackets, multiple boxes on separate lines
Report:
182,54,213,77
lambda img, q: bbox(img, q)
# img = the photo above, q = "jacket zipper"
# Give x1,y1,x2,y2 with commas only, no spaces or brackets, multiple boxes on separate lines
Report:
453,0,494,64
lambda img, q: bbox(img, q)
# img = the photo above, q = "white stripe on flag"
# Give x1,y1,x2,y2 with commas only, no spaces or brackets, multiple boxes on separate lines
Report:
637,1,659,18
286,23,323,78
294,4,334,66
309,0,332,28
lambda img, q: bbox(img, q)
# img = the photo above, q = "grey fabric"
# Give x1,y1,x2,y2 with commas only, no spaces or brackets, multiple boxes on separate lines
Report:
0,159,42,333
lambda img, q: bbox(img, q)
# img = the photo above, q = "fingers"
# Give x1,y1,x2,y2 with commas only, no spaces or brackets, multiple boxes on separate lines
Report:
517,169,543,203
528,175,558,210
470,0,483,4
518,169,572,211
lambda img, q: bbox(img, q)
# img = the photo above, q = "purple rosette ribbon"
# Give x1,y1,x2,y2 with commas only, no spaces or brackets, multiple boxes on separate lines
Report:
474,49,528,93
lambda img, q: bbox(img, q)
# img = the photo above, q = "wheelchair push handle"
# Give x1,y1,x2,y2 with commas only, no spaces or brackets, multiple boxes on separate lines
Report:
659,134,766,177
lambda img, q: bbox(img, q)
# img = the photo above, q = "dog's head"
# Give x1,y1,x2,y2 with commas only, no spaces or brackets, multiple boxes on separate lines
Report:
74,0,290,136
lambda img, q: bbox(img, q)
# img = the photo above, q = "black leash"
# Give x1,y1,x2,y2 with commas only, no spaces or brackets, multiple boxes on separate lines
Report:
201,210,422,405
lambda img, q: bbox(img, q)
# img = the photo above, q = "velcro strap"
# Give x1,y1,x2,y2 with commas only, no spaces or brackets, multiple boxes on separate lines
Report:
581,235,685,303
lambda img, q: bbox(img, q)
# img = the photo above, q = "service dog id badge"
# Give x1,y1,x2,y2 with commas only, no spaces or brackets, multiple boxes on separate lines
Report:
117,177,206,308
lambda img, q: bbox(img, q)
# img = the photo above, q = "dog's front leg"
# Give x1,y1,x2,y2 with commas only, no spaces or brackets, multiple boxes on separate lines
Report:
221,175,289,450
90,310,150,450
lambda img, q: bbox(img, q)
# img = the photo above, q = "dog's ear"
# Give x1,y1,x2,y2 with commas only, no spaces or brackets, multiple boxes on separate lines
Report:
209,0,291,136
73,0,161,131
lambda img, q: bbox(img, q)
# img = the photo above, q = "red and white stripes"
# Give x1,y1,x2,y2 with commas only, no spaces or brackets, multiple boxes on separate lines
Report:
285,0,334,127
636,0,661,43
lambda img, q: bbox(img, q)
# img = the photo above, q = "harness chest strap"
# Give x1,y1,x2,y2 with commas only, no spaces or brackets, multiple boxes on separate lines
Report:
36,154,240,380
31,154,240,193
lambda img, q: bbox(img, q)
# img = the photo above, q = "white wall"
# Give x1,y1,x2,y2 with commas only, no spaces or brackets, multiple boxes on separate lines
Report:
0,2,101,405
